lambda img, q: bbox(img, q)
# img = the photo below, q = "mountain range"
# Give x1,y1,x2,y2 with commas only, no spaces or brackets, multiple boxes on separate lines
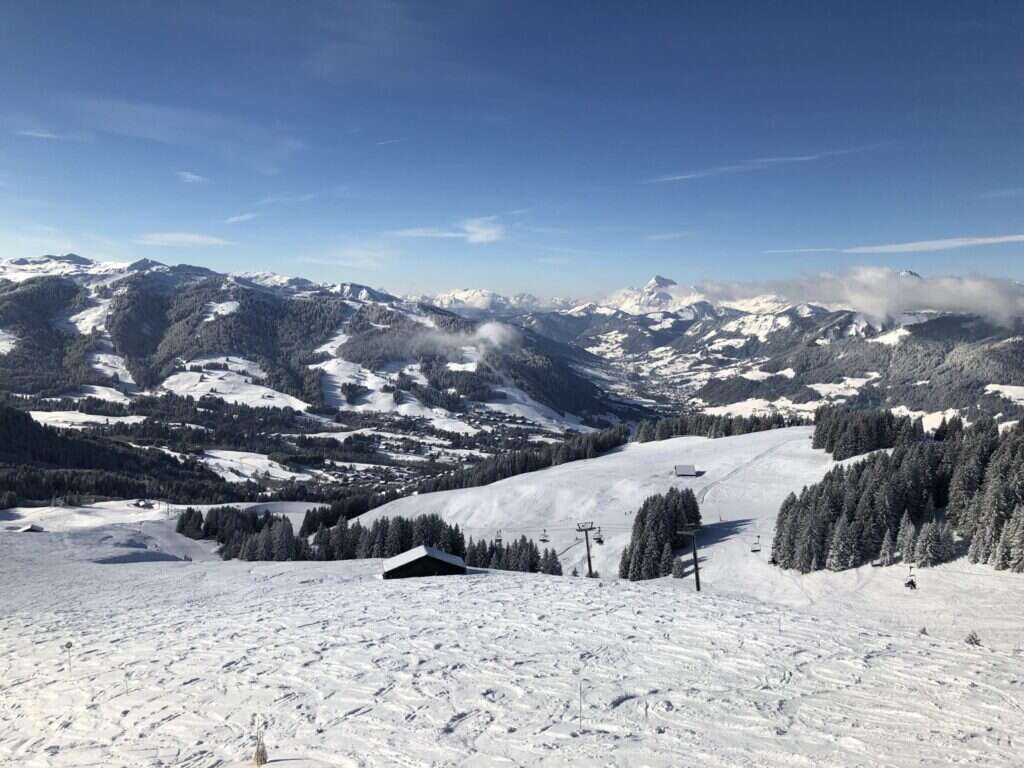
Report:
4,255,1024,434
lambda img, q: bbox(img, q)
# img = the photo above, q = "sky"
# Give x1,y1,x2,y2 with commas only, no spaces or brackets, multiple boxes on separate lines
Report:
1,1,1023,299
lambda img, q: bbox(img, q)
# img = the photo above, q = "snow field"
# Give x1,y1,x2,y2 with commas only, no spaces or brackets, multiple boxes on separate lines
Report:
1,534,1023,767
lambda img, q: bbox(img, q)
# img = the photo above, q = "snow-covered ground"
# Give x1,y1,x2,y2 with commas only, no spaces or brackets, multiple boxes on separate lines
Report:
88,351,136,386
0,328,17,355
200,449,316,484
2,527,1023,766
364,427,1024,649
160,358,308,411
28,410,147,429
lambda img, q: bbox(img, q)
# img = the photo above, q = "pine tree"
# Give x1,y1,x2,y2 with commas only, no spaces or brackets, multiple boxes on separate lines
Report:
826,515,854,571
878,527,896,566
659,541,674,577
640,534,660,580
671,557,686,578
897,510,916,563
618,545,632,579
914,521,943,567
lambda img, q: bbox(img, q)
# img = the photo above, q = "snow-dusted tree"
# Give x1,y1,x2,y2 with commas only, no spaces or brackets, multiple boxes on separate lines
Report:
659,542,674,577
671,557,686,578
897,511,916,563
640,534,660,580
313,524,331,561
878,527,896,566
618,545,632,579
826,515,855,571
271,518,295,561
914,521,944,567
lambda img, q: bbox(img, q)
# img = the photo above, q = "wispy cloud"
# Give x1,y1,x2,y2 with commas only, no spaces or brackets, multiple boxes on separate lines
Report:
67,97,303,173
646,231,688,241
763,247,842,254
224,212,257,224
648,146,874,183
300,242,395,271
257,191,318,206
135,232,234,247
15,128,84,141
765,234,1024,255
175,170,209,184
376,137,408,146
392,216,505,244
843,235,1024,254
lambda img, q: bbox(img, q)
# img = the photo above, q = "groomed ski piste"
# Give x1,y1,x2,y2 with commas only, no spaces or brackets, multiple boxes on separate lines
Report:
2,427,1024,765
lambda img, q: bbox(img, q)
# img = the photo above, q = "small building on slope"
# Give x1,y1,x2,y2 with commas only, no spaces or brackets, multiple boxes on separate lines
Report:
382,545,467,579
674,464,698,477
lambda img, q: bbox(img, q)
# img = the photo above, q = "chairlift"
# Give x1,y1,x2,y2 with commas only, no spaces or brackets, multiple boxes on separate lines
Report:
594,527,604,545
494,529,502,546
904,564,917,591
750,535,761,553
539,528,550,543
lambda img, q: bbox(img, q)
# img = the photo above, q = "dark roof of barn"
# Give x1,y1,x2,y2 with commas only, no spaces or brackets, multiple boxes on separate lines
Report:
383,545,466,572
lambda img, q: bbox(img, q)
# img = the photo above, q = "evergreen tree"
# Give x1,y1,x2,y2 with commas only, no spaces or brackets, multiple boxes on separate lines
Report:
826,515,854,571
878,527,896,566
659,541,674,577
914,521,943,567
897,511,917,563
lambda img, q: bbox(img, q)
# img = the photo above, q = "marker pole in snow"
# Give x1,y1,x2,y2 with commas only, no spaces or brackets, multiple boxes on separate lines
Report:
576,522,595,577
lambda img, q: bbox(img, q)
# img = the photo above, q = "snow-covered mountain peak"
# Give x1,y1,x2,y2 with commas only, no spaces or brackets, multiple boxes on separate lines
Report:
0,253,131,284
644,274,678,291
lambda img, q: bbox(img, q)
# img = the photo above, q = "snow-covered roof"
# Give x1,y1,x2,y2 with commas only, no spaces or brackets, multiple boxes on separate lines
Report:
382,545,465,572
674,464,697,476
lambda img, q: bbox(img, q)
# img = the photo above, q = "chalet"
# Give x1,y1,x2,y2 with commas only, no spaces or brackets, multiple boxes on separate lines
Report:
382,545,467,579
674,464,698,477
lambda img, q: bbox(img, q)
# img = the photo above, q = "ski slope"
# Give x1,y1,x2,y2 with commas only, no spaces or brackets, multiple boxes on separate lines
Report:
363,427,831,580
2,530,1023,767
363,427,1024,649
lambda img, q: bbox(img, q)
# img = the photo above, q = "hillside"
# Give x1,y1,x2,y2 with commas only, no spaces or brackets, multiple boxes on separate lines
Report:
362,427,830,575
362,427,1024,648
2,528,1023,766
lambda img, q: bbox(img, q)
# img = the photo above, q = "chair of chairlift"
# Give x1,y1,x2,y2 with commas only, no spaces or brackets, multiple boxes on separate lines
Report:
539,528,550,543
494,529,502,546
904,565,917,590
594,527,604,545
750,535,761,553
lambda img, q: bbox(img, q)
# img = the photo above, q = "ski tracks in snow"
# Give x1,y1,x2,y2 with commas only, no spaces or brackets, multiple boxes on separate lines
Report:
2,534,1024,767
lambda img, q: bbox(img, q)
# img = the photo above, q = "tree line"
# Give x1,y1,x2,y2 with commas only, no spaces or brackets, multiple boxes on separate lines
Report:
812,405,926,460
619,487,702,580
178,506,561,573
633,412,807,444
774,410,1024,574
413,424,631,495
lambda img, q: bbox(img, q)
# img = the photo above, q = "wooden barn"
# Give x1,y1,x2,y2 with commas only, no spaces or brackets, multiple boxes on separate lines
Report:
382,545,467,579
674,464,698,477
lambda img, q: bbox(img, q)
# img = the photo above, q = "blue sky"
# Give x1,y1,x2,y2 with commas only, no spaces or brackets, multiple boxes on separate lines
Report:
1,1,1023,298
